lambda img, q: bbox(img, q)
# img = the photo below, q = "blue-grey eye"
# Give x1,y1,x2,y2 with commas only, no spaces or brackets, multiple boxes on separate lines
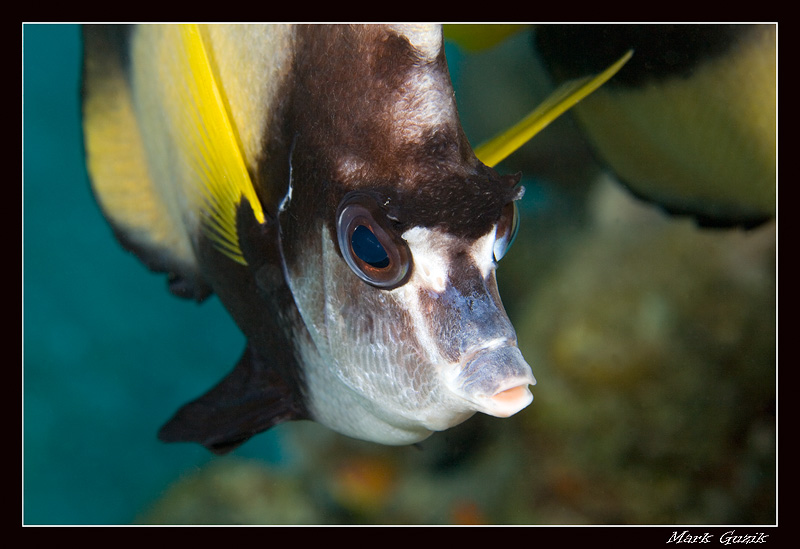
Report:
493,201,519,262
336,192,412,289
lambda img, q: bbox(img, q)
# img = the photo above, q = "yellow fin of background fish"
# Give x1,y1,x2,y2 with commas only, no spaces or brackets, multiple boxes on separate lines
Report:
476,50,633,168
173,24,266,265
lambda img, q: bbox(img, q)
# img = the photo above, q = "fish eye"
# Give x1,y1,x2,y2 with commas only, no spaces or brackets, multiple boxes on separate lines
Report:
493,200,520,262
351,225,390,268
336,192,411,289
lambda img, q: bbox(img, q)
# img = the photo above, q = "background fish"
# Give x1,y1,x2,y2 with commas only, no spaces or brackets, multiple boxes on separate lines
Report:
533,24,776,228
448,23,776,228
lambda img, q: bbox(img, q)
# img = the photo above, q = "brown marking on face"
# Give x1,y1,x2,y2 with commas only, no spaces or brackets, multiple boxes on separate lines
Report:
290,25,478,189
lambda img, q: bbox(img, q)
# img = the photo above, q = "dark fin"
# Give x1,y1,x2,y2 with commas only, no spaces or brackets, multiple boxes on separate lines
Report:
534,24,751,88
618,177,773,231
158,344,309,454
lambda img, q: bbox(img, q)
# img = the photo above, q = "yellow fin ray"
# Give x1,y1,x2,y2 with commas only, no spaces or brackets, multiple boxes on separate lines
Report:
476,50,633,168
174,24,266,265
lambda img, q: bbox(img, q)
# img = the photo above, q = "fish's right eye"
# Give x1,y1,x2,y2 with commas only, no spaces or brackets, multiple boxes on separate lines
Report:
336,193,411,289
493,200,520,262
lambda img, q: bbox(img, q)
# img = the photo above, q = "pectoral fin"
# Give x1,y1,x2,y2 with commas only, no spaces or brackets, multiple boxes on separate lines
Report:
158,344,309,454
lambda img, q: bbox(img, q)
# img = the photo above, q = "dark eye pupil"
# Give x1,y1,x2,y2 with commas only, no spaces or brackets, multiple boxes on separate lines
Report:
337,192,411,289
351,225,390,269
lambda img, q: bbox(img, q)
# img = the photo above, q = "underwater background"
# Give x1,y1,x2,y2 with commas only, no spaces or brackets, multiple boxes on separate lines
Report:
23,24,776,525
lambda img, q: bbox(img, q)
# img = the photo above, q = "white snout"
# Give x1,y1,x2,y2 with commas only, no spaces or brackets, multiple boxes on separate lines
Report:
449,342,536,418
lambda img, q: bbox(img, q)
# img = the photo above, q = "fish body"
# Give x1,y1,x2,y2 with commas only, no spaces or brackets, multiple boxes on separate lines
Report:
82,24,536,452
534,24,776,228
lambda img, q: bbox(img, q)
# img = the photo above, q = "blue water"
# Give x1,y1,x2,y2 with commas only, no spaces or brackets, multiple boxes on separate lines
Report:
22,24,286,525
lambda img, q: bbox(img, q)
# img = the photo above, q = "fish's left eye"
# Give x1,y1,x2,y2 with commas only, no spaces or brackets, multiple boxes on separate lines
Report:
493,201,520,262
336,192,412,289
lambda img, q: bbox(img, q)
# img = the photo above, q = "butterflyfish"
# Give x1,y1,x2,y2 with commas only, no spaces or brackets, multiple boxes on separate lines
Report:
82,24,627,453
533,24,776,228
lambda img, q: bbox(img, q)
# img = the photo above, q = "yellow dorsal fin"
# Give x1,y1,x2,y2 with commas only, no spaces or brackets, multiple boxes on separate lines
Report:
175,24,266,265
476,50,633,168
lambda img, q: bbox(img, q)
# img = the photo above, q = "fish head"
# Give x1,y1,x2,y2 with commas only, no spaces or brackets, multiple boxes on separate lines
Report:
275,25,535,444
84,24,631,452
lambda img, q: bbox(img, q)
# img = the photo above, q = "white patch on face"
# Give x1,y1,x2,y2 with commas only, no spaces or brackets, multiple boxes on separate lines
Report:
388,24,442,62
400,226,451,293
389,227,459,406
400,224,500,292
470,229,499,279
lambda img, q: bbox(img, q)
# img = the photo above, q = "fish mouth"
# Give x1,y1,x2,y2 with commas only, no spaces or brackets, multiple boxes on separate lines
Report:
450,340,536,418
